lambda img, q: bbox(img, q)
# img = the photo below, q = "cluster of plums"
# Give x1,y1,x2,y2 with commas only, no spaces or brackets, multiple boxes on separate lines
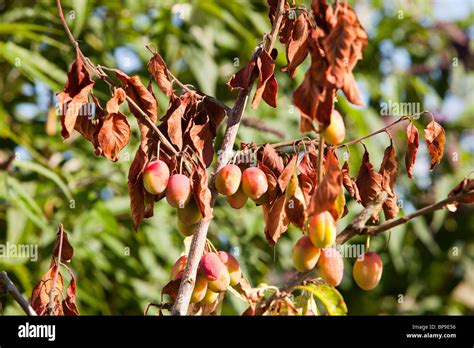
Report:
292,212,383,290
215,164,269,207
142,159,202,235
170,251,242,304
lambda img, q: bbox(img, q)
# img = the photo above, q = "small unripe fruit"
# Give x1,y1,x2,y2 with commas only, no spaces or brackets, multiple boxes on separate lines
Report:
321,110,346,145
208,267,230,292
215,164,241,196
227,184,248,209
308,211,337,248
143,159,170,195
218,251,242,286
292,236,321,272
166,174,191,208
170,255,187,281
177,198,201,226
177,219,196,237
190,275,208,303
241,167,268,200
201,289,219,305
353,252,383,290
316,248,344,287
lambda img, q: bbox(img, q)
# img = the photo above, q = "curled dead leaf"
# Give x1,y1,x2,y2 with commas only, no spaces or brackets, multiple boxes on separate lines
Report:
424,119,445,170
405,122,419,179
57,49,95,139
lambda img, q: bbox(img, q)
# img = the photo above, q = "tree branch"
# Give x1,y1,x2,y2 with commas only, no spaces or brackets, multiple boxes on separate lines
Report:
364,189,473,238
266,111,428,153
171,0,286,316
335,191,388,244
0,271,37,316
336,111,431,148
241,117,285,139
257,187,473,313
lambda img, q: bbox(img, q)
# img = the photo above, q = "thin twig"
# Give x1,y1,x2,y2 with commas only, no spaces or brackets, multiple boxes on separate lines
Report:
270,139,319,149
241,117,285,139
337,111,430,148
0,271,37,316
364,189,473,239
335,191,388,244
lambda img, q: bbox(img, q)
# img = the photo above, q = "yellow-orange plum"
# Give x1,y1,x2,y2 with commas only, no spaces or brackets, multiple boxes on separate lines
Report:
177,219,196,237
201,289,219,305
215,164,241,195
227,184,248,209
353,252,383,290
166,174,191,208
218,251,242,286
321,110,346,145
177,198,201,226
316,248,344,287
292,236,321,272
170,255,187,281
143,159,170,195
190,274,208,303
308,211,337,248
241,167,268,201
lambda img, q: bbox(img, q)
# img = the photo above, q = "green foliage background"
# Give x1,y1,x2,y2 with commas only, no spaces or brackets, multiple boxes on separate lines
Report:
1,0,473,315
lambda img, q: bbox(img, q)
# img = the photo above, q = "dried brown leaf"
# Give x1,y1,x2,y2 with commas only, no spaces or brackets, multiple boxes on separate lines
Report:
405,122,419,179
30,265,64,316
57,50,95,139
308,149,342,217
424,119,445,170
147,52,174,96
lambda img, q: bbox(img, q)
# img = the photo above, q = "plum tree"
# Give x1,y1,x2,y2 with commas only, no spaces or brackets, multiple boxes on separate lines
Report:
44,0,465,319
353,252,383,291
292,236,321,272
143,159,170,195
241,167,268,201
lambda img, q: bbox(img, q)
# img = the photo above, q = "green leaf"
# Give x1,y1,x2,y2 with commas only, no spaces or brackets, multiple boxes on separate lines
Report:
0,42,66,91
294,283,348,315
14,160,73,201
294,292,320,316
72,0,89,37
